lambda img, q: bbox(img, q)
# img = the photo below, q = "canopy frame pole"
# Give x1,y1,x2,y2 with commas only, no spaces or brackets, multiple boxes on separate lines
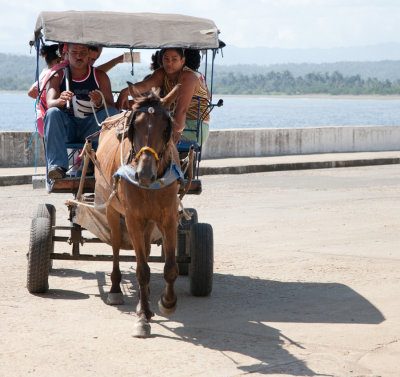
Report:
209,49,217,101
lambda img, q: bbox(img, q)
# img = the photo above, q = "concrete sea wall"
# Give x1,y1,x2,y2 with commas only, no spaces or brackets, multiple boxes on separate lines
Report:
1,126,400,167
0,132,45,168
201,126,400,159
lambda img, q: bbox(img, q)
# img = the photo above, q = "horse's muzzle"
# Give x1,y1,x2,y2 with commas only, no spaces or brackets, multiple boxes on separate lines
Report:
136,153,157,188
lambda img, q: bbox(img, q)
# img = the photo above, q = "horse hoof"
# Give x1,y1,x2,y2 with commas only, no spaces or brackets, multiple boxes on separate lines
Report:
133,318,151,338
107,292,124,305
158,297,177,316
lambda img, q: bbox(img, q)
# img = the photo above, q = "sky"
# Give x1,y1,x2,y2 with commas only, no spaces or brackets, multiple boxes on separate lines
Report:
1,0,400,58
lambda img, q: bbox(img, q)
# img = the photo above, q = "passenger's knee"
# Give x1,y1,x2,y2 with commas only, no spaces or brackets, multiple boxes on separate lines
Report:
44,107,62,121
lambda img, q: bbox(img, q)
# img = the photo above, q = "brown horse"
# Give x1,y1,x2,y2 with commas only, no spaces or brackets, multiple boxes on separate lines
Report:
95,85,181,337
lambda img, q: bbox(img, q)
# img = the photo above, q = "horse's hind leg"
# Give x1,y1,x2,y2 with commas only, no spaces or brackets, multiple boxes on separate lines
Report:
106,206,124,305
158,217,179,316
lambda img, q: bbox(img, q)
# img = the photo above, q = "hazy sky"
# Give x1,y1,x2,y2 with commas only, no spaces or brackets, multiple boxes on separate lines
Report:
1,0,400,56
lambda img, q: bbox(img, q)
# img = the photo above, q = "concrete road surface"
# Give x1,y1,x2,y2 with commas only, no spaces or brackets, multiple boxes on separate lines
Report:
0,165,399,377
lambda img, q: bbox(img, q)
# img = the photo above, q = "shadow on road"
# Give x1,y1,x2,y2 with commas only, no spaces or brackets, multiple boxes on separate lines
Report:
45,268,384,375
159,272,383,375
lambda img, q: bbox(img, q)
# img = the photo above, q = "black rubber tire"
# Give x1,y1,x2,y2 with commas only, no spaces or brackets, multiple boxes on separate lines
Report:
33,203,56,225
177,208,198,276
27,217,52,293
33,204,56,271
189,222,213,296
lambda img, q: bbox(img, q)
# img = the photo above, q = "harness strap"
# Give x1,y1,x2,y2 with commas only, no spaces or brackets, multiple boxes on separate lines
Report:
135,106,170,117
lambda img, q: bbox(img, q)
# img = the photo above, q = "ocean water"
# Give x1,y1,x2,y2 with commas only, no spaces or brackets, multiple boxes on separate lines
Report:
210,95,400,129
1,92,400,132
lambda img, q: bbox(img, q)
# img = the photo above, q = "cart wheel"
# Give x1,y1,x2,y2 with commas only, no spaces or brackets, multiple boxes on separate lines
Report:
33,204,56,271
27,217,52,293
189,222,213,296
177,208,198,275
33,203,56,225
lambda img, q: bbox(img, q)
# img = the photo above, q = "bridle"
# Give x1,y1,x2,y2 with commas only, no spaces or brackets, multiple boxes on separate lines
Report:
127,105,172,163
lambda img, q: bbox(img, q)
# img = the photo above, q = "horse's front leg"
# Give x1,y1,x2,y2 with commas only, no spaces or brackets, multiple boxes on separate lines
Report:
136,222,155,314
158,214,179,316
106,206,125,305
126,217,154,338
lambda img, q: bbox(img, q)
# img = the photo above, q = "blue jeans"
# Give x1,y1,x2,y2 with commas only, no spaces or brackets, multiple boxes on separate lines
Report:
44,107,119,170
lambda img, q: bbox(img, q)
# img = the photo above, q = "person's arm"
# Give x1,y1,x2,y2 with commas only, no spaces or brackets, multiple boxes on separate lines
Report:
96,55,124,73
46,72,73,109
89,69,116,109
28,81,39,99
116,69,164,110
173,71,199,143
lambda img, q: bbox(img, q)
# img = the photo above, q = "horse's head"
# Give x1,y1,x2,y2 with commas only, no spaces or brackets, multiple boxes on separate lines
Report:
126,83,180,188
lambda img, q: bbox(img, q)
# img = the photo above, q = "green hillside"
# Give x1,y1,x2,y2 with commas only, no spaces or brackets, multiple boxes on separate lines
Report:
2,52,400,95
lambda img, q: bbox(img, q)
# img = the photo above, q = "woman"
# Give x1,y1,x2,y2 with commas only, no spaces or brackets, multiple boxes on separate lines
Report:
117,48,210,145
28,44,61,135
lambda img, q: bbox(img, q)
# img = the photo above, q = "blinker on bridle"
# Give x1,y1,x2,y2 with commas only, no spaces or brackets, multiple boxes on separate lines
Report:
131,105,171,162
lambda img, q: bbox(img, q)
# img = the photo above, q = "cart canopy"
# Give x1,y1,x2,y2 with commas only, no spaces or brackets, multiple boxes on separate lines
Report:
33,11,221,49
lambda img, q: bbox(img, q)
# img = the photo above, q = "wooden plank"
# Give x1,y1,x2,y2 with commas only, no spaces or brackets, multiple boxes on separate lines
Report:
49,177,202,195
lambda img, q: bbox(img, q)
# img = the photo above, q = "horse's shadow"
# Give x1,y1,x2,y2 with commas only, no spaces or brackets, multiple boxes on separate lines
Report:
117,268,384,375
155,272,383,376
48,267,384,376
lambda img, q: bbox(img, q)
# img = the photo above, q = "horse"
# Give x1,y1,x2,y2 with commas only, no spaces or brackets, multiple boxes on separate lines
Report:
95,85,181,337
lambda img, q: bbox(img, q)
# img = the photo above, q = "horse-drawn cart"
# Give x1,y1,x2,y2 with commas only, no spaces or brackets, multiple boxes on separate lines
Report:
27,11,224,334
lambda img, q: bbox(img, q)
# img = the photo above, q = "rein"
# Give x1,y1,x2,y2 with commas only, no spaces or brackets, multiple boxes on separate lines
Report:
67,95,188,214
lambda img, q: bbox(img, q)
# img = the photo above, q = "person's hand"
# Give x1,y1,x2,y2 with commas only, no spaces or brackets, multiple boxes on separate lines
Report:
116,88,130,111
28,86,38,99
58,90,74,108
89,90,102,107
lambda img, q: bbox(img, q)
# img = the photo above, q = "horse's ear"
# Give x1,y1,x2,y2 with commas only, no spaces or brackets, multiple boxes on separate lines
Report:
127,81,141,101
127,110,136,144
161,84,181,110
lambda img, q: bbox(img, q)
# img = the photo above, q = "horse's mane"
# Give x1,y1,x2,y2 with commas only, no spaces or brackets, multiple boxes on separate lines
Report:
128,90,180,177
130,89,162,111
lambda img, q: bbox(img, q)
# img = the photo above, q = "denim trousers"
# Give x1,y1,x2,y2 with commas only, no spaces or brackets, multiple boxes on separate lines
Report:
44,107,119,170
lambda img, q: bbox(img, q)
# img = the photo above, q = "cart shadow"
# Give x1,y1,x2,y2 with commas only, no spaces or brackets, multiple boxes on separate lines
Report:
47,268,105,301
114,270,383,376
49,268,135,304
47,268,384,376
38,289,90,300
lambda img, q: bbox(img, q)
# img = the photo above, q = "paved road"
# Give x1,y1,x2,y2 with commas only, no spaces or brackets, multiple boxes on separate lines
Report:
1,150,400,186
1,165,399,376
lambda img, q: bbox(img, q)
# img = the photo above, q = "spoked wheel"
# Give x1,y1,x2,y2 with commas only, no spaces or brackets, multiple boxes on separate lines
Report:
27,217,53,293
177,208,198,276
189,222,213,297
33,203,56,271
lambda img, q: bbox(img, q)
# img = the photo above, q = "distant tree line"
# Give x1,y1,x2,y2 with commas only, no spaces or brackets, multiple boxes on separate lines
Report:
0,53,44,91
2,52,400,95
214,60,400,81
213,70,400,95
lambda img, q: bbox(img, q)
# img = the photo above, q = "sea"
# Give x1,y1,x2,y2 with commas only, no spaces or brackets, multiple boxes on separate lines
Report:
1,92,400,132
